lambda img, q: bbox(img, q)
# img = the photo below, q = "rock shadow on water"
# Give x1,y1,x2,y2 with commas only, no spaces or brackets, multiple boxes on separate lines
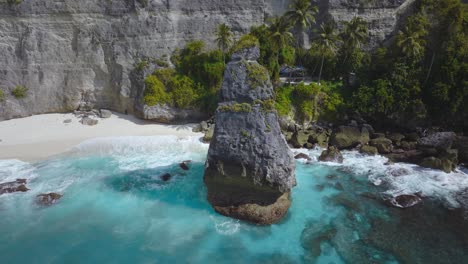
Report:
106,162,209,210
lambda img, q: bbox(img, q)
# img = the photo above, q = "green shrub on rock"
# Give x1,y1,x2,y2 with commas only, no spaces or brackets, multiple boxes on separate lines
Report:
0,89,4,101
169,75,199,109
245,61,269,89
232,35,260,53
11,85,28,99
219,103,252,113
143,76,171,106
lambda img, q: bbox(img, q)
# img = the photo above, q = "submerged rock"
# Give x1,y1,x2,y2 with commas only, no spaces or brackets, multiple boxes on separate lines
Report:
319,146,344,163
388,194,422,208
0,179,29,195
179,160,191,171
36,193,63,206
160,173,172,182
204,44,296,225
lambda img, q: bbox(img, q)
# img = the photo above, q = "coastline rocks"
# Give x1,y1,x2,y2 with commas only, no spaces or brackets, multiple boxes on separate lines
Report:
36,193,63,206
0,179,29,195
418,132,456,150
360,145,378,156
330,125,369,150
453,136,468,164
319,146,344,163
204,45,296,225
295,153,312,161
419,155,457,173
370,137,393,154
203,126,214,143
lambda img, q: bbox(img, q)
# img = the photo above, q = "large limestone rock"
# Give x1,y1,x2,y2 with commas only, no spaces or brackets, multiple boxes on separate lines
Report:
204,45,296,225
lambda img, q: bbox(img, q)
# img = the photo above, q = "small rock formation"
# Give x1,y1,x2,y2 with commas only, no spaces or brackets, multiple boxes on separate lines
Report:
179,160,191,171
80,117,98,126
360,145,378,156
319,146,344,163
100,109,112,118
0,179,29,195
295,153,312,161
36,193,63,206
63,119,72,124
370,137,393,154
330,125,369,150
204,41,296,225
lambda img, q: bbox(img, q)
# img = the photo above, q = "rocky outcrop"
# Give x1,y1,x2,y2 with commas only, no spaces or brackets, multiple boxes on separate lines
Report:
319,146,344,163
204,44,296,225
0,179,29,195
329,125,369,150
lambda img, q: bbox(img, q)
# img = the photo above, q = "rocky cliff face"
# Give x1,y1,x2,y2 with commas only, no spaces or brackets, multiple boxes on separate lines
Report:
0,0,414,120
204,44,296,225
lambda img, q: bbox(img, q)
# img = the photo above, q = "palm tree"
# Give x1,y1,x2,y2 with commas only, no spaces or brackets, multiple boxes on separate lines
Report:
396,25,425,63
215,23,233,63
314,22,339,83
341,17,368,62
268,16,294,61
284,0,318,48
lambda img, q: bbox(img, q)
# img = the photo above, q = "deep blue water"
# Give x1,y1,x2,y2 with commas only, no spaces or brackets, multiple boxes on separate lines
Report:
1,136,467,264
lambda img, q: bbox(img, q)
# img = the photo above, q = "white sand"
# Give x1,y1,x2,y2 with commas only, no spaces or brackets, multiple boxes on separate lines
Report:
0,112,201,162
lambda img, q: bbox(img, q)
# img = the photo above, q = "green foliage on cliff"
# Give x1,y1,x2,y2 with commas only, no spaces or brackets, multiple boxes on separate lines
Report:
232,35,260,53
11,85,28,99
219,103,252,113
172,41,225,112
245,61,269,89
0,89,4,102
7,0,22,5
143,76,171,106
275,82,344,123
169,76,199,109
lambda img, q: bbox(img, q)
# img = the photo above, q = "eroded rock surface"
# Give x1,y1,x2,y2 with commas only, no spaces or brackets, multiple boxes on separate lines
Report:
204,45,296,225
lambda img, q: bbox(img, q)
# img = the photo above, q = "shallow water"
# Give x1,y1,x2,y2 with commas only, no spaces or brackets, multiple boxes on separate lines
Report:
1,136,468,263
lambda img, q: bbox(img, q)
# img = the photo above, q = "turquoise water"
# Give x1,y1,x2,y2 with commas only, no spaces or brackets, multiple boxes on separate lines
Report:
1,136,468,263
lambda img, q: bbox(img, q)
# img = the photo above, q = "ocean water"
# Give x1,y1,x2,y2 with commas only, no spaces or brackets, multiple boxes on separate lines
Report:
1,136,468,264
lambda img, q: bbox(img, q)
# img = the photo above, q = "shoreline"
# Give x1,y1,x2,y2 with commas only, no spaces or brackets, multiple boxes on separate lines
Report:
0,112,202,162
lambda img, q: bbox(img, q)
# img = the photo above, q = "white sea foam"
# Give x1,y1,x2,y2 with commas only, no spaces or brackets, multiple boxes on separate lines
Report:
69,135,209,171
210,216,241,235
295,147,468,208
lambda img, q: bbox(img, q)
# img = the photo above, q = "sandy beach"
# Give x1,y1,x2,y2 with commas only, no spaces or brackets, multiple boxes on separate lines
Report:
0,112,201,162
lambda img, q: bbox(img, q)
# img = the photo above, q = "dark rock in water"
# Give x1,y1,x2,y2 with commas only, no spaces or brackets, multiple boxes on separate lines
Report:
204,44,296,225
179,160,191,171
0,179,30,195
36,193,63,206
388,194,422,208
418,132,456,150
160,173,172,182
294,153,312,161
330,125,369,150
319,146,344,163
